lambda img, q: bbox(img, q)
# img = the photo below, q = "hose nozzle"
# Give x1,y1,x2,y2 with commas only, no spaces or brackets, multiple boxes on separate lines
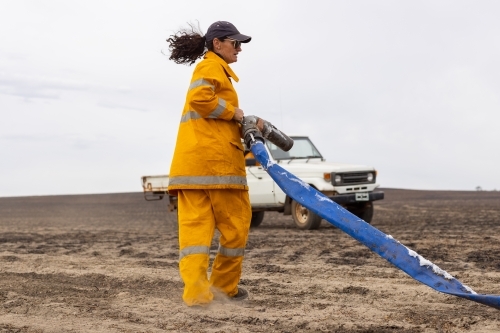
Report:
241,116,294,151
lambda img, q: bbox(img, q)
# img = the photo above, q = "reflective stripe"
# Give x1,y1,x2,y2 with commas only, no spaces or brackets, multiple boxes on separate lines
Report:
180,99,227,123
189,78,214,91
179,245,210,260
180,111,202,123
169,175,247,186
218,244,245,257
208,98,226,119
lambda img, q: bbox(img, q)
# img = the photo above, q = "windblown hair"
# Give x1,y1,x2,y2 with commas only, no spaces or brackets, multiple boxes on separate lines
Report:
167,23,215,65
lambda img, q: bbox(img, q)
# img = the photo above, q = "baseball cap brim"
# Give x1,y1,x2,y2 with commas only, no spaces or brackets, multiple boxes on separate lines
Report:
228,33,251,43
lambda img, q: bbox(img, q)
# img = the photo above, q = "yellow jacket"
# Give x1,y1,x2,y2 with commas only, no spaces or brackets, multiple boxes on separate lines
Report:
168,51,248,194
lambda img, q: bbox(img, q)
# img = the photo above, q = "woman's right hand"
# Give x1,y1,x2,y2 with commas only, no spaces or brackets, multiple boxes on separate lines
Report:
233,108,244,123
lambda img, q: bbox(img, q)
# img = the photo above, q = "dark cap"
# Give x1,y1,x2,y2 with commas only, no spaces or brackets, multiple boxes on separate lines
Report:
205,21,251,43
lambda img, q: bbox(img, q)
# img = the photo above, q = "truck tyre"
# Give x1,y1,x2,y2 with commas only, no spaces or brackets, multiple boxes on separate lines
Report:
347,202,374,223
250,211,265,228
291,200,322,230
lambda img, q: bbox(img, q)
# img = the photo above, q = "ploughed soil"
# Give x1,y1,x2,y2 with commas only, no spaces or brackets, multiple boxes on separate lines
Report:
1,188,500,333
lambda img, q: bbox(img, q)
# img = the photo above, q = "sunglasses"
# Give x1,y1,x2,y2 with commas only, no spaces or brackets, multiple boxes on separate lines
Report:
226,38,241,49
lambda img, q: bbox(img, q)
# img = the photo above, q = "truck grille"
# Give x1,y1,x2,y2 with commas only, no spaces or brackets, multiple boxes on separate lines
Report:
331,171,375,186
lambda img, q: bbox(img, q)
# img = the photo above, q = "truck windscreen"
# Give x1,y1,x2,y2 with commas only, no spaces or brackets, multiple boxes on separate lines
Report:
266,137,323,160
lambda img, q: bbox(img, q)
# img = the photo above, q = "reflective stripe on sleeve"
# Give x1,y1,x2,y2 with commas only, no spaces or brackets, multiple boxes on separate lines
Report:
208,98,226,119
180,99,228,123
169,175,247,186
218,244,245,257
189,78,214,91
179,245,210,261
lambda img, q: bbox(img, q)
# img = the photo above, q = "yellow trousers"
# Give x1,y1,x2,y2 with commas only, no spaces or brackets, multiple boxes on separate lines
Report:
177,189,251,306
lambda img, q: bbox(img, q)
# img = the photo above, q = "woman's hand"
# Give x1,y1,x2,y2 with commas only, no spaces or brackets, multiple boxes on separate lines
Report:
233,108,244,123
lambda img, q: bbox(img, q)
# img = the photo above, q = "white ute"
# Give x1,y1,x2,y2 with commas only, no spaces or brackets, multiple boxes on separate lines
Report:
141,136,384,230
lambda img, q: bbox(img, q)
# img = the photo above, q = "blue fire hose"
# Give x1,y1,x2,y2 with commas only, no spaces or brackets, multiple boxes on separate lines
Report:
250,141,500,310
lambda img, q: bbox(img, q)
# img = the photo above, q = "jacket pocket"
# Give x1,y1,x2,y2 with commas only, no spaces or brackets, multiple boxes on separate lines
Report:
229,141,246,173
230,141,245,152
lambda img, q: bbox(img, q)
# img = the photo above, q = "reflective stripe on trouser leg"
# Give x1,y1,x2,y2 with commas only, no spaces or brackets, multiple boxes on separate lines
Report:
177,189,216,306
208,189,251,297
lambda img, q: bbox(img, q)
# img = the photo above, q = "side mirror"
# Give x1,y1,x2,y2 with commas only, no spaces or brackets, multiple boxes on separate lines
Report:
245,158,257,167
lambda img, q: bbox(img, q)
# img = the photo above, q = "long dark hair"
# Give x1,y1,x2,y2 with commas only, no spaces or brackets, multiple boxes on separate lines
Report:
167,23,216,65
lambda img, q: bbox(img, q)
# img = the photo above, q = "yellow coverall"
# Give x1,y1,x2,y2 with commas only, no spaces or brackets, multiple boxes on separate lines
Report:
168,51,251,306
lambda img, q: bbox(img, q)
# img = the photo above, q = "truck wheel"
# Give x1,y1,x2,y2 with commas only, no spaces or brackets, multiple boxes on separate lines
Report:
250,211,265,228
347,202,374,223
291,200,322,230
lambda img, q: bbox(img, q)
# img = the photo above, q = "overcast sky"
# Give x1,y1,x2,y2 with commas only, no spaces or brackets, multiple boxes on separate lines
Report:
1,0,499,197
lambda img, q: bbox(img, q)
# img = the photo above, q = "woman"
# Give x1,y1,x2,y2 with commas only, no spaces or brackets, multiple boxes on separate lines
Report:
166,21,252,306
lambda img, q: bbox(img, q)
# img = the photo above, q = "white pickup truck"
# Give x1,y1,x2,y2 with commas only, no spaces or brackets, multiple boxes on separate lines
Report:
141,136,384,230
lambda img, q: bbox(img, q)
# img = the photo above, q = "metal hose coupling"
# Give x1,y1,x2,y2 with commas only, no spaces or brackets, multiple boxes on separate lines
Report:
241,115,265,149
241,116,294,152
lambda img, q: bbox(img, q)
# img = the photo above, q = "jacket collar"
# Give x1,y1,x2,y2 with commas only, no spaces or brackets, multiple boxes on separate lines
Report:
204,51,239,82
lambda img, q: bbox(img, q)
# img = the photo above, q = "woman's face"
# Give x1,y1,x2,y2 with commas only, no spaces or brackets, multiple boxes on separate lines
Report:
214,38,242,64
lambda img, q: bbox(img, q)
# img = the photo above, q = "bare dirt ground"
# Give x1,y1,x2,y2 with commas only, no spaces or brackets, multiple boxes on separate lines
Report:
1,188,500,333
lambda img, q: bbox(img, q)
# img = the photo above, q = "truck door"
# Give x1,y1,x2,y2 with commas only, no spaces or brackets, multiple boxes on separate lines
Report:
245,152,276,205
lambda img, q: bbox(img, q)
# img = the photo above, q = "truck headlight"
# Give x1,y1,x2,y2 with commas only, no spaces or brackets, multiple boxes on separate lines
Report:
367,172,374,182
334,174,342,184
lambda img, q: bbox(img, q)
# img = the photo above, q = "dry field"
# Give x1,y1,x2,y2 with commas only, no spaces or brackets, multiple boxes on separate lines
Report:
1,188,500,333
